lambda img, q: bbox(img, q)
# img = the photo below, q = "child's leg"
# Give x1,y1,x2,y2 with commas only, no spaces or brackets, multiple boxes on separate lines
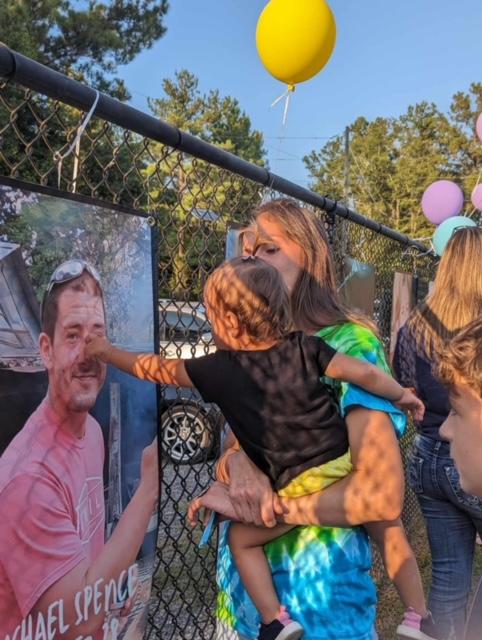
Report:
229,521,296,624
366,518,427,616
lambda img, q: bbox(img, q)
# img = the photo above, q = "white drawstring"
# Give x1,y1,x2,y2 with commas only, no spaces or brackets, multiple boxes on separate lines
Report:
54,89,100,189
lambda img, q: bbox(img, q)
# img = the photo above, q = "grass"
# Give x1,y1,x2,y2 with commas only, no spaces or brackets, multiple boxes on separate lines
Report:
376,525,482,639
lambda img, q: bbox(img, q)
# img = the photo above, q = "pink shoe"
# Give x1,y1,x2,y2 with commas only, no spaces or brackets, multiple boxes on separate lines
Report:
396,608,438,640
258,606,304,640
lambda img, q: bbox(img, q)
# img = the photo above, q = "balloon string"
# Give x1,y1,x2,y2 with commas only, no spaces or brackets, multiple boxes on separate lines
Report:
270,84,295,126
282,90,292,126
270,89,289,108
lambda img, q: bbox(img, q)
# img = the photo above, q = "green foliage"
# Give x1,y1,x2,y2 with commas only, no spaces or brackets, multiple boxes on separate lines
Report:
149,71,265,163
0,185,153,345
147,71,266,297
0,0,169,98
305,83,482,242
1,7,267,302
0,0,170,202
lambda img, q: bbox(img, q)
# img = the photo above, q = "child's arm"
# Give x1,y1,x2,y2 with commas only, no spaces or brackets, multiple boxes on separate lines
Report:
325,352,425,420
85,335,194,388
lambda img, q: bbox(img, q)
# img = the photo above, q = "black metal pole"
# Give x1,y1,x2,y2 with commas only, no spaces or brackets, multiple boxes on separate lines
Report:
0,44,429,253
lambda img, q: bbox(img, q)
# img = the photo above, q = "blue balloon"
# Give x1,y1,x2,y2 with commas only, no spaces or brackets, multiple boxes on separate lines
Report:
433,216,477,256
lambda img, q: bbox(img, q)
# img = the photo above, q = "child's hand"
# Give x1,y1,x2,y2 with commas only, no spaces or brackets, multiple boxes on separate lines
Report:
395,388,425,421
85,334,113,363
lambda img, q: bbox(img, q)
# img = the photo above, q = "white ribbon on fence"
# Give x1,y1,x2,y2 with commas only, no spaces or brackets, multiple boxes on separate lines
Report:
54,89,100,190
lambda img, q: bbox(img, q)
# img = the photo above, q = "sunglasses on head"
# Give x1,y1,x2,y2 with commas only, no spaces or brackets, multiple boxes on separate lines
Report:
41,259,102,322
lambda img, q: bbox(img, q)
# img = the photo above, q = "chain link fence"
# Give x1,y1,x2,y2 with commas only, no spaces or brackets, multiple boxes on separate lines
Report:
0,46,437,639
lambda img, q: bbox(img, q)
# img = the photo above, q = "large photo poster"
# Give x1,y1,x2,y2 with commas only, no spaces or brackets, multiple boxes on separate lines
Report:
0,178,159,640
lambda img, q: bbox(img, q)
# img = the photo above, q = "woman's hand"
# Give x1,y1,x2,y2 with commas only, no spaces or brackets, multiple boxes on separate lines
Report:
277,408,404,527
188,481,236,526
227,450,283,527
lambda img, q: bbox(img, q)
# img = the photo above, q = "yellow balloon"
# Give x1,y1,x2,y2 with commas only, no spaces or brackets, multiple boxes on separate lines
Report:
256,0,337,86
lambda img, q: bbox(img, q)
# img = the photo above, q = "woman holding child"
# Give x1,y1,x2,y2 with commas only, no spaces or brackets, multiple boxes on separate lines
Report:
87,198,430,640
192,199,431,640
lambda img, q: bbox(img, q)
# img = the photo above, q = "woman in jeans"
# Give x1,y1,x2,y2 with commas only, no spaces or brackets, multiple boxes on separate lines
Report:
394,226,482,640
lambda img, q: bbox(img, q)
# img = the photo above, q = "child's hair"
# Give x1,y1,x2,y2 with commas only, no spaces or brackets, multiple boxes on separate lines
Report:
205,256,292,343
438,317,482,397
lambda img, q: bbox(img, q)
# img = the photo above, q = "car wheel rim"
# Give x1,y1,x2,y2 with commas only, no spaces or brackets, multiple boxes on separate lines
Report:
161,407,211,462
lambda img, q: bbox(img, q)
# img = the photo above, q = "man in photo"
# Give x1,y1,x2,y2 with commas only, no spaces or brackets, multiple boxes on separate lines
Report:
0,259,159,639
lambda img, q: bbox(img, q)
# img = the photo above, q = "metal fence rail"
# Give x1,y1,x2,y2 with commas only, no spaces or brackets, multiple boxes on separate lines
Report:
0,44,437,639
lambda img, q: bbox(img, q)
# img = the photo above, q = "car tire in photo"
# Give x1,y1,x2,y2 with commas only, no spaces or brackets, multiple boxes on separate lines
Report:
160,401,220,464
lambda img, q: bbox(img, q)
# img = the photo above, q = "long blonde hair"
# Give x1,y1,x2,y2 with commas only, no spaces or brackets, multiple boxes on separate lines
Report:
252,199,376,333
407,226,482,359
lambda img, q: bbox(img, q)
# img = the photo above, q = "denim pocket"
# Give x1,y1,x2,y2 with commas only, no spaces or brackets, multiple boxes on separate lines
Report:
444,464,482,509
408,455,424,494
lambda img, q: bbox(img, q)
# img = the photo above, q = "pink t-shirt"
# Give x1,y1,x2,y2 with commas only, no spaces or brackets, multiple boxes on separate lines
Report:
0,397,105,637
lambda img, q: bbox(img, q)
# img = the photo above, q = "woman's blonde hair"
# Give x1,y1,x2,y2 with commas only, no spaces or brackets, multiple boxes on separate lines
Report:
407,226,482,360
251,199,376,333
206,256,292,343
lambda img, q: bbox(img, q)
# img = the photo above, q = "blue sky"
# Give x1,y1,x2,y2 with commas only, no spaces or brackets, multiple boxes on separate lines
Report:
119,0,482,186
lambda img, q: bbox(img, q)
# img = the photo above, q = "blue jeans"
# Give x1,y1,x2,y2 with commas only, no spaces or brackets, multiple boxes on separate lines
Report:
409,434,482,640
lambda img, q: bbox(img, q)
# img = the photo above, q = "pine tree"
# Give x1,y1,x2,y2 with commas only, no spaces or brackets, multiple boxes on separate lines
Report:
304,84,482,241
0,0,169,98
147,70,266,297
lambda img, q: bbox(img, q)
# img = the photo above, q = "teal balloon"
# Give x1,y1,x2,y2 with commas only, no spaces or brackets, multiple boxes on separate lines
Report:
433,216,477,256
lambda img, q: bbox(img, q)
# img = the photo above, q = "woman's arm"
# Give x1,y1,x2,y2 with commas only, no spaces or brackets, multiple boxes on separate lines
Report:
219,425,282,527
213,408,403,528
278,407,404,526
225,446,282,527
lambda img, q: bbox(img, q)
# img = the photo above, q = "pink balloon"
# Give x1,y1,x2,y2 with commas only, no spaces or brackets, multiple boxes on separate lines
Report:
477,113,482,143
471,184,482,211
421,180,464,224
